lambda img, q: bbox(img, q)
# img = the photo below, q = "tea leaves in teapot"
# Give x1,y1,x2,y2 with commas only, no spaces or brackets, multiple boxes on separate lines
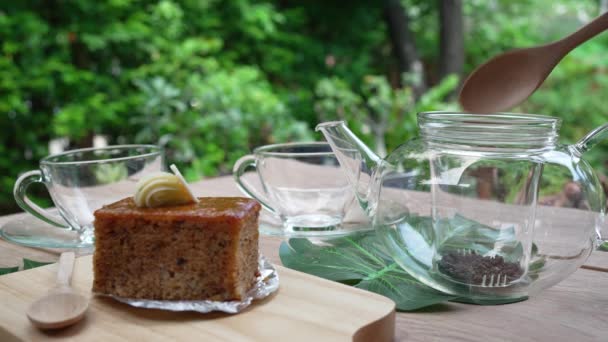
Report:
279,231,457,311
439,214,523,262
394,214,524,265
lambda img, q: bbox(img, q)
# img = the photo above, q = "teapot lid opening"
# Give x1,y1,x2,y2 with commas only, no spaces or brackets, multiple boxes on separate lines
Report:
418,112,560,151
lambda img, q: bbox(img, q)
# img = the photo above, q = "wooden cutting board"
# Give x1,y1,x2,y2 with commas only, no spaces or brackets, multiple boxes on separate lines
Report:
0,255,395,342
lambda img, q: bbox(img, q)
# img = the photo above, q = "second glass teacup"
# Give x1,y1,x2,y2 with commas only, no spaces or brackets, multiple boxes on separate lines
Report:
233,142,354,234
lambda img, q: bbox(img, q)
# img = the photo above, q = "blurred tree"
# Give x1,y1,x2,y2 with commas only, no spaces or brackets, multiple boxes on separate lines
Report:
1,0,608,215
384,0,426,96
601,0,608,14
314,74,459,157
0,0,313,213
439,0,464,81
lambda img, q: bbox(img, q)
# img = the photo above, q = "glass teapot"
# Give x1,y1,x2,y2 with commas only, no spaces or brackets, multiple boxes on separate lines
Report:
317,112,607,304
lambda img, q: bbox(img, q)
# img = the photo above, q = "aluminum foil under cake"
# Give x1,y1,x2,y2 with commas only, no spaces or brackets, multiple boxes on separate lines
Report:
98,256,279,314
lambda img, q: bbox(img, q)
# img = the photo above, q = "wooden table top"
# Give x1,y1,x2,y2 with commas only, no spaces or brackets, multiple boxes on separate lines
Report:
1,175,607,341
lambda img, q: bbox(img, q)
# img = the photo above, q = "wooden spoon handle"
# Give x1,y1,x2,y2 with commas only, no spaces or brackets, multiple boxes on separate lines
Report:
56,252,75,287
556,11,608,54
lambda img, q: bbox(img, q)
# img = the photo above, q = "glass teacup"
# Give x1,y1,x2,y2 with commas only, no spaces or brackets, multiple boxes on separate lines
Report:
233,142,355,234
4,145,163,248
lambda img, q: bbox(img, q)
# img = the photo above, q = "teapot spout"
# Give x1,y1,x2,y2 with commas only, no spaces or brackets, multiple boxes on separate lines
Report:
316,121,382,214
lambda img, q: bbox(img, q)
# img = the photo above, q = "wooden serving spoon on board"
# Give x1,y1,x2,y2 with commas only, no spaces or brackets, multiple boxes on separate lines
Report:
459,11,608,113
26,252,89,330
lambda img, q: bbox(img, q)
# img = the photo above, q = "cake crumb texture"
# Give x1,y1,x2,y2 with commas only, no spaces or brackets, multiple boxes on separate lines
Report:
92,197,260,301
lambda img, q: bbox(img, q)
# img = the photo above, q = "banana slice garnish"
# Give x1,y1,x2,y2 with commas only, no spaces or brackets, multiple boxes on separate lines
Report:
134,164,199,208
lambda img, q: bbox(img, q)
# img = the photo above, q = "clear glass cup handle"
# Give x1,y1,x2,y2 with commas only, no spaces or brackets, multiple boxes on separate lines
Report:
13,170,68,228
233,155,277,214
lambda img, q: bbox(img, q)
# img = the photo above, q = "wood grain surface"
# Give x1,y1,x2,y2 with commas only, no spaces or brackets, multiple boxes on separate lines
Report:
0,255,395,342
1,175,607,341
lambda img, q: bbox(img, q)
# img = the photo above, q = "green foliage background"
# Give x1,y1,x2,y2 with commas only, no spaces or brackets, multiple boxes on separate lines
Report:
1,0,607,214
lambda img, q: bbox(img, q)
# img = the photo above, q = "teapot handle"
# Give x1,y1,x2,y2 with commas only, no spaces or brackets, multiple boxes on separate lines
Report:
570,123,608,249
572,123,608,154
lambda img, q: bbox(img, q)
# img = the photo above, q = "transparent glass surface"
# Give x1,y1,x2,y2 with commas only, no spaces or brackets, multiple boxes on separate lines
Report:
234,142,355,235
372,113,603,303
4,145,163,248
317,113,607,304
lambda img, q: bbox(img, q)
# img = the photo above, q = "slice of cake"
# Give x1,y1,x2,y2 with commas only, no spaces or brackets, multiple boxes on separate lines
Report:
92,197,261,301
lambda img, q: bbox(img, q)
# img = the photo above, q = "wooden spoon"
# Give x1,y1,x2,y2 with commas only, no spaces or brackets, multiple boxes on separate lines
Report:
459,11,608,113
26,252,89,330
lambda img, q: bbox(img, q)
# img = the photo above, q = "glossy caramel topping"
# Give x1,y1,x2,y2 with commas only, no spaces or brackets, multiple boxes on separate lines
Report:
95,197,261,222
